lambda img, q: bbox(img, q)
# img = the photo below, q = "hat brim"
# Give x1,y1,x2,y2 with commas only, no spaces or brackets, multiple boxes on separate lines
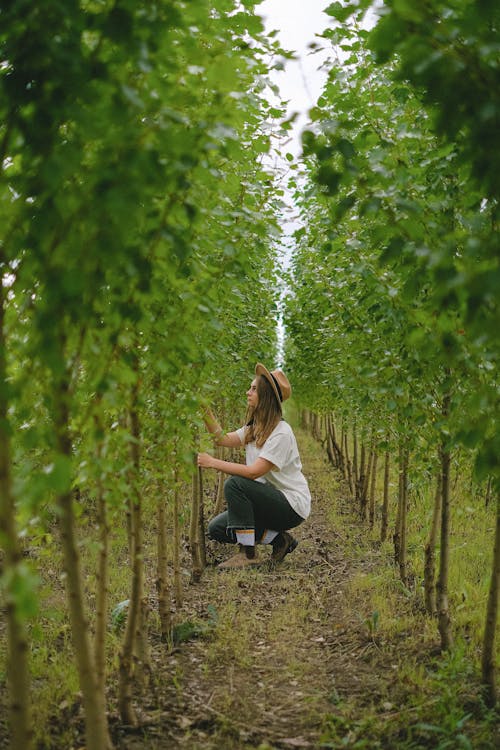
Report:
255,362,282,405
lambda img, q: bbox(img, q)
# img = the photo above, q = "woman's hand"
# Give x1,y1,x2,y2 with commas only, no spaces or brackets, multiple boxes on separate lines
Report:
197,452,215,469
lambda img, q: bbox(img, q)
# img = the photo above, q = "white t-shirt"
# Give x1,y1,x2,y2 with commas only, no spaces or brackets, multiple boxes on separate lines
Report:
235,420,311,520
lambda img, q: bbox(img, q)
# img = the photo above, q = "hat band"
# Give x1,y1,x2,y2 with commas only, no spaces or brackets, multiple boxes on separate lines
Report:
270,373,283,402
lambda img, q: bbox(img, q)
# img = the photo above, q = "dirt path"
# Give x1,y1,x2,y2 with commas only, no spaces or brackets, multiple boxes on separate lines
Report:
111,431,401,749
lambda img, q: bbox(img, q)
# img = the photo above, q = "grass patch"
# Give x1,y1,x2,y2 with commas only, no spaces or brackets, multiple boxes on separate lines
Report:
1,420,497,750
297,426,498,750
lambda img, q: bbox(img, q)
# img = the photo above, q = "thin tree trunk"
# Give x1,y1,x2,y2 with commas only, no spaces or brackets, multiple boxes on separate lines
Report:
214,472,225,514
380,450,390,542
126,497,133,553
437,405,453,650
325,414,335,466
485,477,492,508
311,413,316,440
424,471,442,616
172,477,183,608
339,424,347,480
0,281,32,750
368,450,378,528
156,484,171,641
120,411,133,553
344,429,354,496
197,466,207,568
393,440,403,567
481,491,499,707
214,444,226,515
190,458,204,583
358,441,366,512
118,370,145,724
54,369,112,749
361,443,374,521
94,410,110,708
352,422,358,503
363,444,373,505
398,446,409,586
329,415,343,470
325,414,333,464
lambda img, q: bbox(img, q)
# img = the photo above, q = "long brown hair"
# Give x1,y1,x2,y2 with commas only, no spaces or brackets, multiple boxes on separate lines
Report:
245,375,282,447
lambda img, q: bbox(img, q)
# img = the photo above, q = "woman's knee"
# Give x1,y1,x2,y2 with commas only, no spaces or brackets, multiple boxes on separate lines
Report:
223,475,241,500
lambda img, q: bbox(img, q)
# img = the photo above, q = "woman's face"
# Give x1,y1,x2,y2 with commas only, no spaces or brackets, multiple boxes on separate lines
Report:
246,378,259,409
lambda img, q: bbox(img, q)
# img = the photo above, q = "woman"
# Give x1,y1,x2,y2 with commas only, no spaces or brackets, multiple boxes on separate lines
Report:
197,363,311,569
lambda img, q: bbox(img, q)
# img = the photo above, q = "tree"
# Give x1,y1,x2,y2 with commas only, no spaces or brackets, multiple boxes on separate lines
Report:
284,0,498,692
0,0,285,744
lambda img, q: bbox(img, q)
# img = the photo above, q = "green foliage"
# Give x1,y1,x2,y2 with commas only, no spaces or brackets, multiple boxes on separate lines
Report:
0,562,39,621
0,0,496,743
368,0,500,200
282,6,499,722
0,0,286,741
285,2,499,482
412,719,473,750
0,0,284,543
172,605,218,645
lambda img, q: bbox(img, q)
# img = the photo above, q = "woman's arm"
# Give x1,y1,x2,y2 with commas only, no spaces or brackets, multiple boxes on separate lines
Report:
202,406,241,448
197,453,274,481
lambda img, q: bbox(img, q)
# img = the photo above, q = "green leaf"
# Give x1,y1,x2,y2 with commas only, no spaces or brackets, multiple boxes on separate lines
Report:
43,455,72,494
325,2,356,22
1,563,39,621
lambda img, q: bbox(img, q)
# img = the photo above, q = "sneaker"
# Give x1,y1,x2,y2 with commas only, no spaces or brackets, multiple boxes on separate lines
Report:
217,551,261,570
271,531,298,563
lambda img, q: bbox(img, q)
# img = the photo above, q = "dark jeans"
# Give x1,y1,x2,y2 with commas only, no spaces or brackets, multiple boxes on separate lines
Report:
208,475,304,544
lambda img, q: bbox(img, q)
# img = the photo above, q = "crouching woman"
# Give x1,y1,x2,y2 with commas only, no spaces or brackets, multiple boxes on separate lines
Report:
197,363,311,569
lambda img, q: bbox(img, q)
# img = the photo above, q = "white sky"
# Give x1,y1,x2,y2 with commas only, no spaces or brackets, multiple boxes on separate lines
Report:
252,1,341,362
254,1,377,360
255,1,334,359
257,0,332,156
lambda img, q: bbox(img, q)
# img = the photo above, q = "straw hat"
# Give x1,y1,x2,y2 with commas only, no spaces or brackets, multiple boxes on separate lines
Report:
255,363,292,404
